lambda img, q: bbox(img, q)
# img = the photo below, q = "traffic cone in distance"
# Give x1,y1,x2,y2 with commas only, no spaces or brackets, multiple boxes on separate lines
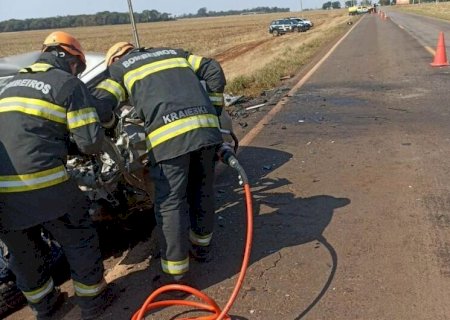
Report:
431,32,449,67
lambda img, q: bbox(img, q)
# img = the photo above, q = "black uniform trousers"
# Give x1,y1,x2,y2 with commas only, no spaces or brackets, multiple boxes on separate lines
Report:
0,203,104,313
149,146,217,273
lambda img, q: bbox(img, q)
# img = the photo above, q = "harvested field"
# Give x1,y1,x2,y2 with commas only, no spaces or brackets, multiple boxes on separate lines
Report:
0,9,355,96
389,2,450,21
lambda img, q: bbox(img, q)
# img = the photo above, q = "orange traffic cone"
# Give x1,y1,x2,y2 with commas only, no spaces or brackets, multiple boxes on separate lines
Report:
431,32,449,67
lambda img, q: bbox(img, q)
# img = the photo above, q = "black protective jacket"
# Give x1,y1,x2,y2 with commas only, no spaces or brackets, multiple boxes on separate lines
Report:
0,53,104,230
92,47,226,165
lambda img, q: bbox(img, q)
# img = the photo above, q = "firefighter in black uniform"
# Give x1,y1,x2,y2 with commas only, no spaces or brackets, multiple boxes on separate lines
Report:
0,31,115,319
92,42,226,285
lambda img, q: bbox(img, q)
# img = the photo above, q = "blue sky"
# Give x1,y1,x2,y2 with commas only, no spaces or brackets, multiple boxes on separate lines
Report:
0,0,326,21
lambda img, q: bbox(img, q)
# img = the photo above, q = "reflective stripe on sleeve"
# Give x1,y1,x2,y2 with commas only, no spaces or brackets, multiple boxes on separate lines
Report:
208,92,224,107
0,97,66,124
95,79,126,105
124,57,191,92
146,114,220,151
0,165,69,193
73,279,107,297
188,55,203,72
19,63,53,73
189,230,213,246
161,257,189,275
67,107,99,130
22,278,54,304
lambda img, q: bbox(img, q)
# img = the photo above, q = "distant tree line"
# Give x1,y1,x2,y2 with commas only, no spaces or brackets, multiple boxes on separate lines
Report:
345,0,449,5
0,10,173,33
344,0,372,6
322,1,342,9
0,7,291,33
185,7,290,18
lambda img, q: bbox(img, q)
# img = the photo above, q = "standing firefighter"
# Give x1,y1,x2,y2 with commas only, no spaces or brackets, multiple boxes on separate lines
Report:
0,31,115,319
92,42,226,286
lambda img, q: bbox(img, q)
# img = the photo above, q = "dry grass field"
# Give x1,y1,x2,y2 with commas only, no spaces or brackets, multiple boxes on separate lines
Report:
0,10,355,96
389,1,450,21
1,4,450,96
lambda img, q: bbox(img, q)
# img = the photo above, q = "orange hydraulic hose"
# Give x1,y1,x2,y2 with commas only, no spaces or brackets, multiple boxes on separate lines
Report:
131,182,253,320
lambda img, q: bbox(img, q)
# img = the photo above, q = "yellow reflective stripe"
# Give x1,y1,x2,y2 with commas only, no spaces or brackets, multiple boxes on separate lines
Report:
189,230,213,246
22,278,54,304
67,107,99,130
188,55,203,72
96,79,126,104
124,57,191,92
0,97,66,124
209,93,224,107
146,114,220,151
0,165,69,193
73,279,107,297
19,63,53,73
161,257,189,275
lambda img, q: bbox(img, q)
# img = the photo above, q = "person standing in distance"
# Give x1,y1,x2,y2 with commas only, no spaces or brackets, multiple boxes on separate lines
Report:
92,42,227,286
0,31,116,320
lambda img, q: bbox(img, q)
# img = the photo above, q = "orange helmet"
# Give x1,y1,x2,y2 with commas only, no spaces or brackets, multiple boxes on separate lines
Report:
42,31,86,70
105,42,135,66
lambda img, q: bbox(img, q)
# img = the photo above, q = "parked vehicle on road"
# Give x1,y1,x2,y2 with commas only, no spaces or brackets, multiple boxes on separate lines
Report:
357,6,369,14
348,6,358,15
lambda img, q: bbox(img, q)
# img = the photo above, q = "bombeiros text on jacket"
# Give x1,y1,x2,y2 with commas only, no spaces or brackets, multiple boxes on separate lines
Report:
122,49,178,68
0,79,51,95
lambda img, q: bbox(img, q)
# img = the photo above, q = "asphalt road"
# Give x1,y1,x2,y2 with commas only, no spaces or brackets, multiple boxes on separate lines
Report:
383,7,450,52
7,12,450,320
208,12,450,320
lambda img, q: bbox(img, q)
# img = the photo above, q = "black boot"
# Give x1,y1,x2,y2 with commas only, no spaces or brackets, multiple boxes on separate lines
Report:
79,283,118,320
152,273,197,298
189,244,212,263
32,289,68,320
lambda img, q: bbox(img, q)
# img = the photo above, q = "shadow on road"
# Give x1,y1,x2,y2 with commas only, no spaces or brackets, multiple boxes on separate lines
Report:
205,146,351,319
88,145,350,319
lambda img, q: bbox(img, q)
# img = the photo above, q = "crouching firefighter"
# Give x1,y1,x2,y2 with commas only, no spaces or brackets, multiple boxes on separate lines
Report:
92,42,227,287
0,31,116,320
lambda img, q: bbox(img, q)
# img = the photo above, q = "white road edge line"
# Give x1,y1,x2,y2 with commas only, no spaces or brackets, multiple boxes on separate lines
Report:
237,17,364,148
389,16,436,56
